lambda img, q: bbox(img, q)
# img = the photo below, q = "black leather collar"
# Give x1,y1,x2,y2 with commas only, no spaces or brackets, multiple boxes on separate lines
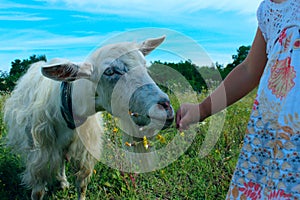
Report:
60,82,86,129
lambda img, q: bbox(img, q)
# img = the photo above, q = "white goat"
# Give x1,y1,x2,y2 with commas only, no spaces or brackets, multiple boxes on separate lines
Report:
4,36,174,200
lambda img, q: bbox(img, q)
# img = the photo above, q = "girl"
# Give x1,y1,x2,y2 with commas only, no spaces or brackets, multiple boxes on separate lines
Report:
176,0,300,198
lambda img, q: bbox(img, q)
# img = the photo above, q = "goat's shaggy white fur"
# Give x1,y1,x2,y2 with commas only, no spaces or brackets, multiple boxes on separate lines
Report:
4,62,102,200
4,36,170,200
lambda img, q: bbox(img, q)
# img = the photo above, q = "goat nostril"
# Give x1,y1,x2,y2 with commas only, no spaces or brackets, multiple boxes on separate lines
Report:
158,99,171,110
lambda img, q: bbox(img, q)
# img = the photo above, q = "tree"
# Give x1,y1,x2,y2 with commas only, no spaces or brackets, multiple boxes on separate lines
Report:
0,70,9,92
10,55,47,77
150,60,206,92
219,45,251,79
230,45,250,68
0,55,47,92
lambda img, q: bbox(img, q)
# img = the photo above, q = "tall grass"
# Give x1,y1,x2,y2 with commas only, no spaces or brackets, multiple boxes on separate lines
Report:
0,89,256,200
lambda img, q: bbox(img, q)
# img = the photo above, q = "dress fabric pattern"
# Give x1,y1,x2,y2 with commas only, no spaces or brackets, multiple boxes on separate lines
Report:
227,0,300,199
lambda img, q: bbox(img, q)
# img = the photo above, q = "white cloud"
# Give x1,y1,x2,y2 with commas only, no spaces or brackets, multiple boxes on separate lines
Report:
38,0,261,34
0,1,37,9
182,0,261,14
0,11,49,21
44,0,261,16
0,28,112,71
0,29,109,51
0,0,262,71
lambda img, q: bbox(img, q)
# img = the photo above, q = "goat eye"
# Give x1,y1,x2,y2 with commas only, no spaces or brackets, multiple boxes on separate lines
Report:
104,67,114,76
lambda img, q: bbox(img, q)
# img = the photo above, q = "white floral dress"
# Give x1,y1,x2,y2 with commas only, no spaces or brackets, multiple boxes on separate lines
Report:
227,0,300,199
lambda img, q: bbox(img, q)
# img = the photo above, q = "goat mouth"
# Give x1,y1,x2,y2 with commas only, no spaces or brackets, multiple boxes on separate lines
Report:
162,117,174,129
128,111,174,129
146,114,174,129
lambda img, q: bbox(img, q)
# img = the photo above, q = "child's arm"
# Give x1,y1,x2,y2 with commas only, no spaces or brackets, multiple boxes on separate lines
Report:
176,28,268,130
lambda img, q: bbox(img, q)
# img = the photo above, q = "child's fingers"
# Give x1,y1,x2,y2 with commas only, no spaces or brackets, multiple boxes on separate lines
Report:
176,106,189,130
177,115,189,131
175,107,183,129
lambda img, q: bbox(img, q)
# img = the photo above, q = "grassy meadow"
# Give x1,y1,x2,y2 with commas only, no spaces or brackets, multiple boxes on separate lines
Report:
0,89,256,200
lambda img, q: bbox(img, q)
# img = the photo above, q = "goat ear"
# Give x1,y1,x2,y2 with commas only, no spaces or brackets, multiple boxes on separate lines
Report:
139,35,165,56
41,62,93,82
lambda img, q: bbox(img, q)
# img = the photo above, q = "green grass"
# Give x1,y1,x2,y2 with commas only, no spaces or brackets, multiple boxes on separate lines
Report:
0,90,256,200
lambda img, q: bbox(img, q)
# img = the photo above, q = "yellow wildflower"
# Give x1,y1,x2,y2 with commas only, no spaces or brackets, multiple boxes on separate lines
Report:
113,127,118,133
143,136,149,150
125,142,132,147
156,134,166,143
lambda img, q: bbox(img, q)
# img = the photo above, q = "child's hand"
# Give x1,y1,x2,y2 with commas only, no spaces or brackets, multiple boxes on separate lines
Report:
176,103,201,131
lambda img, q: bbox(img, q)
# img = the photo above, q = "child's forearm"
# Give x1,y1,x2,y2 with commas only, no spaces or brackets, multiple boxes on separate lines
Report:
199,28,267,121
199,63,260,121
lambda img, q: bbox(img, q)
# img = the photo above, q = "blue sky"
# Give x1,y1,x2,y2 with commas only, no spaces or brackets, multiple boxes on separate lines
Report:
0,0,262,72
